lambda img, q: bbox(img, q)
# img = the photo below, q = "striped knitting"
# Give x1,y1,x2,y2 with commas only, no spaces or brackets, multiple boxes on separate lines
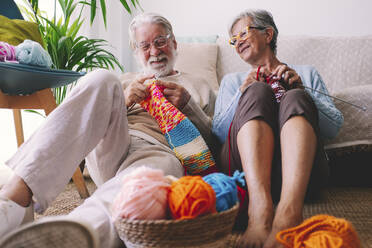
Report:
266,75,287,103
257,66,287,103
140,81,217,176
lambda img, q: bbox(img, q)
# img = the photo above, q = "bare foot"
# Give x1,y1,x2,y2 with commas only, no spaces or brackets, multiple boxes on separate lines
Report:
237,206,274,248
263,204,303,248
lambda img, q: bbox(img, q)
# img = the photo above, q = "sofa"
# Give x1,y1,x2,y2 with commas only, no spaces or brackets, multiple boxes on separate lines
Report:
174,35,372,186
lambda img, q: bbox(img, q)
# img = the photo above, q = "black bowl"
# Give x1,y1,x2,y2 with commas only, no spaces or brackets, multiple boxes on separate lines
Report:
0,62,86,95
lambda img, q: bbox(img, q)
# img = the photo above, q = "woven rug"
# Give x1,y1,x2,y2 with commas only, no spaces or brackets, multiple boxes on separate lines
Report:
38,178,372,247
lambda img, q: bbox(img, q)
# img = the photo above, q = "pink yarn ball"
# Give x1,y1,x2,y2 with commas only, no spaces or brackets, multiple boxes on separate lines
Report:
111,166,171,221
0,42,16,62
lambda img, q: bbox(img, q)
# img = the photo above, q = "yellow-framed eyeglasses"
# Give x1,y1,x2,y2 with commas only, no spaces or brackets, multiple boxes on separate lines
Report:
229,26,266,47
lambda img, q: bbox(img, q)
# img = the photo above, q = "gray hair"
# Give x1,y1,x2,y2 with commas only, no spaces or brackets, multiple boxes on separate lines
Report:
128,13,175,50
229,9,278,54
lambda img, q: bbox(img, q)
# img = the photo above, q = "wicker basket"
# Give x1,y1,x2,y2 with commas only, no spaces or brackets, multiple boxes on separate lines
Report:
114,203,239,248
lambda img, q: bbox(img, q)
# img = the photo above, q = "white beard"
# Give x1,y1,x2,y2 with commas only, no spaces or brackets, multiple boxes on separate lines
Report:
137,48,177,78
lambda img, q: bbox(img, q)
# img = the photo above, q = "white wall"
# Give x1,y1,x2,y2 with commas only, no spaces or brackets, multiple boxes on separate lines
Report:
1,0,371,167
137,0,372,37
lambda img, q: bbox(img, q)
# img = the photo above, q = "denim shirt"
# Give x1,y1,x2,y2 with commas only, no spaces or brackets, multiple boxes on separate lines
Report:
212,65,344,143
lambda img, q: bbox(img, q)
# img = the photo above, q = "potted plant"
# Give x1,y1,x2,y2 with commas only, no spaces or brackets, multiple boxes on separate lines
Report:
18,0,140,105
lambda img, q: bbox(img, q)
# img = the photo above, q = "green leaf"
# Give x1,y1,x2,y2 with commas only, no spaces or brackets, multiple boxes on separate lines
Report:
23,110,46,118
118,0,131,14
90,0,97,25
100,0,107,28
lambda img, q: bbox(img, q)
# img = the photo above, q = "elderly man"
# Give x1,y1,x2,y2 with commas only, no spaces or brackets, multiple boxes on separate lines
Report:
0,13,216,247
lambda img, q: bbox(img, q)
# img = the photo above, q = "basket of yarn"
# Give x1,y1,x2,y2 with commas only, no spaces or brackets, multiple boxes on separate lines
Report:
112,167,242,248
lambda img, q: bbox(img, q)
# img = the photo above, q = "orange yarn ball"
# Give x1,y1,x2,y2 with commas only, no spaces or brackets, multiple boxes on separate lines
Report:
168,176,216,220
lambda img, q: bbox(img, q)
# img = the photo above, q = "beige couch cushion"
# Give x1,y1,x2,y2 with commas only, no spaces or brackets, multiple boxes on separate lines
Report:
175,43,219,92
275,35,372,94
325,85,372,149
216,37,251,83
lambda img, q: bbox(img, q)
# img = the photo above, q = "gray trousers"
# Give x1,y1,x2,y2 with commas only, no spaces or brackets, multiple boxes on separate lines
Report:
6,69,183,247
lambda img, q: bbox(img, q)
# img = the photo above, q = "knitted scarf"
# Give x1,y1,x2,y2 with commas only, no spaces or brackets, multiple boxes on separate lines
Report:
276,214,361,248
140,81,217,176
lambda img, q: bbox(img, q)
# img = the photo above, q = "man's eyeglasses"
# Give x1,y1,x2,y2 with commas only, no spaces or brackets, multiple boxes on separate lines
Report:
229,26,266,47
136,34,171,52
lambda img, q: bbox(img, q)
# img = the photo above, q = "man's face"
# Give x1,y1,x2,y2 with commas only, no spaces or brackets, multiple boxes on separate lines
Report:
134,23,177,77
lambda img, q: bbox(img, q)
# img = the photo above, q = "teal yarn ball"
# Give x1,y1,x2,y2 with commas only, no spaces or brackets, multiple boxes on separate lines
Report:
203,171,245,212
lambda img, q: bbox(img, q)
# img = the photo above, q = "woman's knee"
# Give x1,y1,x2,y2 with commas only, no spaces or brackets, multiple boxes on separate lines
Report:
279,89,318,132
235,82,278,129
281,89,316,111
241,82,274,103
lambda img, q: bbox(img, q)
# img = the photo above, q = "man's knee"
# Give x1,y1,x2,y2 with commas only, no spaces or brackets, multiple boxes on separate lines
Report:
78,69,121,92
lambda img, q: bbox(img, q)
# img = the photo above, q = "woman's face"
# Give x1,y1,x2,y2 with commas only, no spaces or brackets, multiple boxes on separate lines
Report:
231,17,269,65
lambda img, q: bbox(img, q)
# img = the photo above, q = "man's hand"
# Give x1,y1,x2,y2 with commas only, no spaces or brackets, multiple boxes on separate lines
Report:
240,68,267,92
124,75,154,107
271,64,303,88
156,80,191,109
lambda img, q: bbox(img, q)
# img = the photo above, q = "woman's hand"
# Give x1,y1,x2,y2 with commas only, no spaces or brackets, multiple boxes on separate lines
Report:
240,68,267,92
271,64,303,88
124,74,154,107
156,80,191,109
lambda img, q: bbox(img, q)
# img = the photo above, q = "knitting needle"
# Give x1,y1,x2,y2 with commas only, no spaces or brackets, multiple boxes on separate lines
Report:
302,85,367,111
275,73,367,111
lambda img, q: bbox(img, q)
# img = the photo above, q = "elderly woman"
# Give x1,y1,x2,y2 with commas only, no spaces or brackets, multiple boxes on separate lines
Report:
212,9,343,248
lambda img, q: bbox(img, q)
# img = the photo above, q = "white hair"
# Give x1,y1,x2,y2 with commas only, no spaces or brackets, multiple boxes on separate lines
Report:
229,9,279,54
128,13,175,50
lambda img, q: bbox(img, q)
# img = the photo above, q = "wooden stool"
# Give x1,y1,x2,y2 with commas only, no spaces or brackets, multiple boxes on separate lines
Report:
0,88,89,198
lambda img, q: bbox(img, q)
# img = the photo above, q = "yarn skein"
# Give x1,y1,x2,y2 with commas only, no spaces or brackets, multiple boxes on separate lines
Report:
0,42,17,62
276,214,361,248
168,176,216,220
203,171,245,212
15,39,53,67
111,166,171,221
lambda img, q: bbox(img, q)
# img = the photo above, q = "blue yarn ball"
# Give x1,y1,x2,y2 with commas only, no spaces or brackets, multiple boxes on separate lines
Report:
203,172,239,212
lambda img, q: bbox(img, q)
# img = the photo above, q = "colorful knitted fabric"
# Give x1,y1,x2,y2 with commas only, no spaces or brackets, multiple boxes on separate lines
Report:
140,81,217,176
276,214,361,248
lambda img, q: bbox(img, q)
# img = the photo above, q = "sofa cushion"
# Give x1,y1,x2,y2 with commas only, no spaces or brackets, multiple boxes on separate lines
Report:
0,15,43,46
175,43,219,91
324,84,372,149
216,37,250,83
216,36,372,94
276,35,372,94
176,35,218,44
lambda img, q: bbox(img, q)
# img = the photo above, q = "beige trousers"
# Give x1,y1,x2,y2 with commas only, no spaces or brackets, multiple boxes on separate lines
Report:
6,69,183,247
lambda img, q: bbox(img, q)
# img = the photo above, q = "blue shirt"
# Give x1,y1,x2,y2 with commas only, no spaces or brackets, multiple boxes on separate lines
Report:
212,65,344,143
